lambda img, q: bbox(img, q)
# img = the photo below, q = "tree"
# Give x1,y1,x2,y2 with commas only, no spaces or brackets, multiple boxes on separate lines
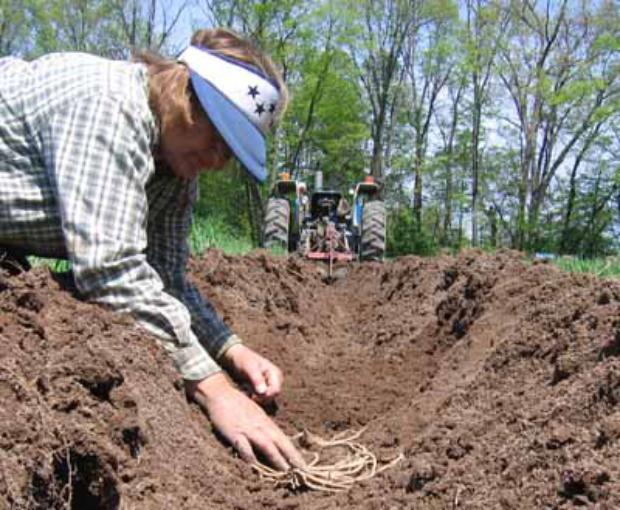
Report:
435,72,466,245
113,0,190,56
559,121,604,253
498,0,620,250
401,0,457,223
284,46,369,186
0,0,30,55
346,0,413,179
17,0,188,58
464,0,507,245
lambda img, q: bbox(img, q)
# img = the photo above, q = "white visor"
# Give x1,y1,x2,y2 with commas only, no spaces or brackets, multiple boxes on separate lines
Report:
178,46,281,182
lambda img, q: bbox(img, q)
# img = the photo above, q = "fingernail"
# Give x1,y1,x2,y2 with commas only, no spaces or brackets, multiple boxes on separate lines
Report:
256,383,267,394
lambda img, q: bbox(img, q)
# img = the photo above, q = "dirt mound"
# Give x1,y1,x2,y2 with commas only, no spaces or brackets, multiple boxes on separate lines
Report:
1,249,619,509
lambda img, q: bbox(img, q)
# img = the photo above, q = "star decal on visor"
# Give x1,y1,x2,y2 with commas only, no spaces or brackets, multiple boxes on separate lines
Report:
248,85,259,98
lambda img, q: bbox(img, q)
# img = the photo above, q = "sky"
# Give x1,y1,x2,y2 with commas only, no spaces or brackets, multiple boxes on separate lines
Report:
156,0,209,51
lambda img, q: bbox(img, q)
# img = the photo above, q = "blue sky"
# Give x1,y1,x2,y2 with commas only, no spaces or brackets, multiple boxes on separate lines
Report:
157,0,211,51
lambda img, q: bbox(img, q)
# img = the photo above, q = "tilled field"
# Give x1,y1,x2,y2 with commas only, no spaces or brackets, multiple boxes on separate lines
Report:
1,249,619,509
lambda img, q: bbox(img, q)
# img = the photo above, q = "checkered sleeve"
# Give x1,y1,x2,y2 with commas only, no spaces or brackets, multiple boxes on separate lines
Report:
42,94,221,380
146,177,242,361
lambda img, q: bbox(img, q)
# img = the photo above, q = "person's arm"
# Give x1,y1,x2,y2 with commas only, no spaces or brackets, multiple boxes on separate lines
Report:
145,175,282,401
144,174,241,360
144,174,302,469
41,93,303,470
42,94,218,380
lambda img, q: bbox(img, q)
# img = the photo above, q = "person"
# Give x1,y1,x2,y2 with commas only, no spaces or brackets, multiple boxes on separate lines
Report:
337,197,351,220
0,28,304,470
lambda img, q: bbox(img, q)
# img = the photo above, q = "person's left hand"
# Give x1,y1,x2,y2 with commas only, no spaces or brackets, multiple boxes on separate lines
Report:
221,344,283,403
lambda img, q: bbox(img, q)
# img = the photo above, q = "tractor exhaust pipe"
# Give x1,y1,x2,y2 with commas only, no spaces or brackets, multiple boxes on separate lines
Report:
315,170,323,191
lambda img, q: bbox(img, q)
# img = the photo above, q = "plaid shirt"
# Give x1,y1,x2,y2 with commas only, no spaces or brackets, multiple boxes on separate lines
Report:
0,52,240,380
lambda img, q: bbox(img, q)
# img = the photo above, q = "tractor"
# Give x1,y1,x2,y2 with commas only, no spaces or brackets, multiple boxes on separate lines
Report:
262,171,386,277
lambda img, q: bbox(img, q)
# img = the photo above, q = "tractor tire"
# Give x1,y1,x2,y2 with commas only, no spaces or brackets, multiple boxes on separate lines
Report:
263,198,290,251
360,200,386,261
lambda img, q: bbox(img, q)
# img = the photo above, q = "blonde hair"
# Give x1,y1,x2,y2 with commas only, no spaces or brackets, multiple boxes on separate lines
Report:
135,28,288,134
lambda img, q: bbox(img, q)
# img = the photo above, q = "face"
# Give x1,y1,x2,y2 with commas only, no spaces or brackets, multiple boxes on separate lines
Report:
159,113,233,180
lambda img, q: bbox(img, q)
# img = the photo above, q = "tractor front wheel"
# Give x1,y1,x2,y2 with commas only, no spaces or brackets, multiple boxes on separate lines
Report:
263,198,290,251
360,201,386,261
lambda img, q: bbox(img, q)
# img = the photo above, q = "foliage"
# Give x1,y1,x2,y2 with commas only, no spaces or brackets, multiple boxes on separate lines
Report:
387,207,438,257
195,165,255,241
190,214,253,255
28,257,71,272
283,47,369,187
555,160,619,257
2,0,620,259
0,0,30,54
554,257,620,279
5,0,186,58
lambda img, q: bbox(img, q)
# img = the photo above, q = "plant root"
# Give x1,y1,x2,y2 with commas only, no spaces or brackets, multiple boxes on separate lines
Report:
252,428,404,493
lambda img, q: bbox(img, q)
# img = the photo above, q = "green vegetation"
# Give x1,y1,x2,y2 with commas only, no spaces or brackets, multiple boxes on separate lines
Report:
28,257,71,272
387,209,439,257
553,257,620,279
30,216,253,273
190,215,254,256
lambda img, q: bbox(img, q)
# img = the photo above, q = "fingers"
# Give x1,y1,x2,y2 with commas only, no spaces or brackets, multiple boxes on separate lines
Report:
233,406,303,470
223,345,284,400
250,434,290,471
245,362,269,396
274,432,306,469
200,373,301,471
244,423,305,471
245,361,282,400
230,420,300,471
232,435,257,465
263,365,283,398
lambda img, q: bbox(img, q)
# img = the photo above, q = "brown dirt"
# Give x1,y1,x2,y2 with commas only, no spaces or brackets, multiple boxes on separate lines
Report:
1,249,619,509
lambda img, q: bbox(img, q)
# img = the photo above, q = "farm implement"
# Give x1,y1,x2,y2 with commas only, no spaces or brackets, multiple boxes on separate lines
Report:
262,171,386,279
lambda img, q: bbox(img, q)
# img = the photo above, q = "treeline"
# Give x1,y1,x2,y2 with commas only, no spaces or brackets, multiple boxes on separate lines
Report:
2,0,619,256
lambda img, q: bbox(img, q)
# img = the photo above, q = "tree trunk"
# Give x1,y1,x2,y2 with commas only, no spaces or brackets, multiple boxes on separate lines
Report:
489,206,497,248
559,123,604,254
246,180,264,247
559,163,578,254
413,140,423,224
471,98,480,246
371,132,384,179
442,85,463,245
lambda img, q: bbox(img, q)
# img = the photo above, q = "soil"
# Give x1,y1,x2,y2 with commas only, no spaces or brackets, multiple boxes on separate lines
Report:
1,249,619,509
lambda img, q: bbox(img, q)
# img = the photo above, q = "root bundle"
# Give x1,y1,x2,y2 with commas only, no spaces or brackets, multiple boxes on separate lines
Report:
252,428,403,493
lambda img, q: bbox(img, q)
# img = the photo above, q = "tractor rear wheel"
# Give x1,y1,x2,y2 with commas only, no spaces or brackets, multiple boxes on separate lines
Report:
263,198,290,251
360,201,386,261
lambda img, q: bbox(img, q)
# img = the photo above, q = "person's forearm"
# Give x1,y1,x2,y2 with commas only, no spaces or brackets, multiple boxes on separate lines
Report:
76,258,222,380
179,283,235,356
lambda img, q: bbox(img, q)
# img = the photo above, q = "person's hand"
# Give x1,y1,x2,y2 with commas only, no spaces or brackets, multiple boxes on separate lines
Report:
220,344,283,403
187,373,304,470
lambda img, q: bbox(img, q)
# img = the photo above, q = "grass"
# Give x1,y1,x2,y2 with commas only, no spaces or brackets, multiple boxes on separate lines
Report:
553,256,620,278
27,216,255,273
28,257,71,272
190,214,254,256
27,225,620,280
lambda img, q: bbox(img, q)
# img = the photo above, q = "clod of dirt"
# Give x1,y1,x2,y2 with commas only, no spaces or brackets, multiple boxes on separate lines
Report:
30,447,120,510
